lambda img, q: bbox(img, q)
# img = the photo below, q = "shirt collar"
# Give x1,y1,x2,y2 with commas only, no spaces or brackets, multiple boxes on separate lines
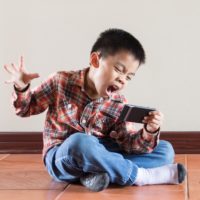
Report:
68,66,125,103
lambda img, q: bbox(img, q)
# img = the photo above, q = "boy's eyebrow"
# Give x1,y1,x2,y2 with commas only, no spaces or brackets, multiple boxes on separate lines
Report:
115,62,135,75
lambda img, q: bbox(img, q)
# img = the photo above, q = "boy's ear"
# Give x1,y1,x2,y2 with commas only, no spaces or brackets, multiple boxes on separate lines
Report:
90,52,100,68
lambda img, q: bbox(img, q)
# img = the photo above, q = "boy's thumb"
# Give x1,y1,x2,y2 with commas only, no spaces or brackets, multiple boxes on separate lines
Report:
30,73,40,79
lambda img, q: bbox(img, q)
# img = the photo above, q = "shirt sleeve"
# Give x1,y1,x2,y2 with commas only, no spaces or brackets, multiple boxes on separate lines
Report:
11,72,59,117
109,120,160,154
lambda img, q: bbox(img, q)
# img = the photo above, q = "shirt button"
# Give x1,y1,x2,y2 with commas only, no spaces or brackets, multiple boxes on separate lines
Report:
67,104,72,109
82,119,86,124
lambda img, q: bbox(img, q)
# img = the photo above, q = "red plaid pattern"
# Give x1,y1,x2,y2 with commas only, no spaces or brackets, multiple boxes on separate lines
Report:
11,66,160,164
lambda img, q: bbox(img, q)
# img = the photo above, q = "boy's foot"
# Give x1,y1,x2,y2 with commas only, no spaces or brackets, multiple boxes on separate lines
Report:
133,163,187,186
178,163,187,183
80,172,110,192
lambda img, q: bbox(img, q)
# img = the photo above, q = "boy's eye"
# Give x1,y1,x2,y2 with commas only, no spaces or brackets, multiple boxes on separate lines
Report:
114,66,133,81
126,76,132,81
114,66,123,73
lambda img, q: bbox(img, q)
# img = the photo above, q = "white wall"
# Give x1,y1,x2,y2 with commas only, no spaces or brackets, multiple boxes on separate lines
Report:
0,0,199,131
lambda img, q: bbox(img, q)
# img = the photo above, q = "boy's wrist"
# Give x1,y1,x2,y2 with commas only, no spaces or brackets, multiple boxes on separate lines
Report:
144,123,160,134
14,83,30,92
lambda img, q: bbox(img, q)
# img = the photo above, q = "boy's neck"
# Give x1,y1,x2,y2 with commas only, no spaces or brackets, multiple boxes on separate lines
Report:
84,68,100,100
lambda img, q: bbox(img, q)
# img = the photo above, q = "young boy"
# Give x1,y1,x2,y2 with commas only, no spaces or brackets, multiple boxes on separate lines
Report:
4,28,186,192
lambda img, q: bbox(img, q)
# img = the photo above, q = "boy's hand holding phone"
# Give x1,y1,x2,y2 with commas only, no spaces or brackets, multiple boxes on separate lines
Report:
118,104,164,133
142,110,164,133
3,56,40,90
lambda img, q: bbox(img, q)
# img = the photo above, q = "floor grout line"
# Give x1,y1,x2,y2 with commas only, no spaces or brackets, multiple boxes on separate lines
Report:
0,154,10,161
54,184,71,200
185,154,189,200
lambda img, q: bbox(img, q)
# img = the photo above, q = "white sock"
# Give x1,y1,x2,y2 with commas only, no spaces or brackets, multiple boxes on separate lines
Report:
133,163,179,186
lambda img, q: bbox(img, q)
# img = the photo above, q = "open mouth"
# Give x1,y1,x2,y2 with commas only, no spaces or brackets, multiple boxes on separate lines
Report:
106,85,119,96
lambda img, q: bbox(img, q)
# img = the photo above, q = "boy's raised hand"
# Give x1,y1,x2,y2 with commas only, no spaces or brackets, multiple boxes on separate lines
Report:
4,56,40,89
142,111,164,133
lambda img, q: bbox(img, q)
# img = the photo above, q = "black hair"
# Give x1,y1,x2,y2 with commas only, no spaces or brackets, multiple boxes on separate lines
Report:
91,28,146,65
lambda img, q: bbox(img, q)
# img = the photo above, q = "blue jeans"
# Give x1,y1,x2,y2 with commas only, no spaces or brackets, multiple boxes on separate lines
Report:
44,132,175,186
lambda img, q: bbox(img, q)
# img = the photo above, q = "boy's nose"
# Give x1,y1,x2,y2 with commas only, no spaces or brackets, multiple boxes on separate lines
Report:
117,76,126,85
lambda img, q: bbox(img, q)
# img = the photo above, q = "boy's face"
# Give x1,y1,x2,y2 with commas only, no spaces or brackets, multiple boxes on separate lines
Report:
86,50,140,99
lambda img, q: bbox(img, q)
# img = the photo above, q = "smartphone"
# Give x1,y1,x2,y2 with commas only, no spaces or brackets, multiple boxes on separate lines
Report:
118,104,156,124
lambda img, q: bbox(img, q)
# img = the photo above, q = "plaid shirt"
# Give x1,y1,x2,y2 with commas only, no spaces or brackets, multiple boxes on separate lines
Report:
11,66,160,164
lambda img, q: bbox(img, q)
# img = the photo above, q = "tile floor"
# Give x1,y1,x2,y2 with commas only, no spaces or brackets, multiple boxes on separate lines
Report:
0,154,199,200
